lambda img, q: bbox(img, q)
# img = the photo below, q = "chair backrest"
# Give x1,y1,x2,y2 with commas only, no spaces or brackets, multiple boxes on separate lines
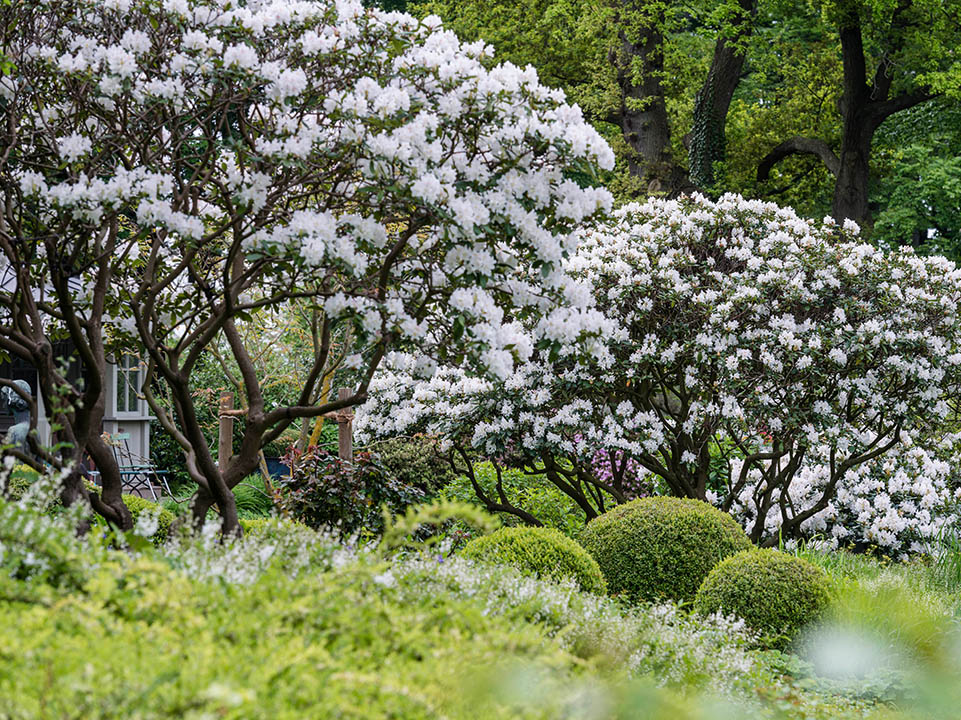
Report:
107,432,143,470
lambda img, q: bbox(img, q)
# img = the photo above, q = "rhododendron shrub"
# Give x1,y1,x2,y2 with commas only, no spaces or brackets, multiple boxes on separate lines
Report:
0,0,613,531
578,195,961,545
360,195,961,548
357,355,642,523
727,435,961,557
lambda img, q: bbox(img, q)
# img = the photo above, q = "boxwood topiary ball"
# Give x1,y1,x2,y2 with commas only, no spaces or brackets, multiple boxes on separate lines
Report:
578,497,752,603
460,526,607,594
694,548,830,646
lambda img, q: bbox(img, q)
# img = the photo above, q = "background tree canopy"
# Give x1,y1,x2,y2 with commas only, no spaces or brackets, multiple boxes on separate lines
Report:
394,0,961,248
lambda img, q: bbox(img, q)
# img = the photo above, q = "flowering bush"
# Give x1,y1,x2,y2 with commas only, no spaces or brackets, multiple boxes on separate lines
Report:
727,434,961,556
275,446,424,537
357,357,639,523
0,0,614,531
359,194,961,552
573,195,961,545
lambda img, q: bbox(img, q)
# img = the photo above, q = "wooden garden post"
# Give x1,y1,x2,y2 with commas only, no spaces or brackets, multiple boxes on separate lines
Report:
218,392,234,471
337,387,353,462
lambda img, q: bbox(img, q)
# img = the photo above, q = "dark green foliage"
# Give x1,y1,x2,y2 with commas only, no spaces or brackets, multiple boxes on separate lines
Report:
160,495,190,518
363,0,408,10
261,426,306,460
441,462,595,538
375,435,455,497
232,475,273,517
120,495,176,545
578,497,752,603
872,100,961,257
460,526,607,594
275,446,425,538
694,548,830,647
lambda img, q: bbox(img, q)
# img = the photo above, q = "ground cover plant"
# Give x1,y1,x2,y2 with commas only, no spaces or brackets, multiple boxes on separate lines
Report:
6,468,961,719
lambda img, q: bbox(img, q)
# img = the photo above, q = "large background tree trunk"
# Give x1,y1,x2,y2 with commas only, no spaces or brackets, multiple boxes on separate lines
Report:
688,0,756,191
832,115,873,225
611,2,681,194
757,5,934,228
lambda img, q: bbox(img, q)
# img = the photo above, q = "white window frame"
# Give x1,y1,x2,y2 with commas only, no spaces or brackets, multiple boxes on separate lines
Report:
114,354,145,418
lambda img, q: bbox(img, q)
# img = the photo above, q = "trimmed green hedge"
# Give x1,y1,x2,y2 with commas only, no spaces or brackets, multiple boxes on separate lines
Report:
695,548,831,646
578,497,751,603
461,526,607,594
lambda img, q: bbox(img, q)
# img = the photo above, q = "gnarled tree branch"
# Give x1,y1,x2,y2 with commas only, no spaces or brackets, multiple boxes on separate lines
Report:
757,136,841,181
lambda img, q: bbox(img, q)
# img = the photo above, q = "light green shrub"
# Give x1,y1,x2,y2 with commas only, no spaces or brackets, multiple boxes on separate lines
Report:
239,516,270,534
578,497,751,603
120,494,176,545
460,526,607,594
695,548,830,646
3,464,40,501
0,541,703,720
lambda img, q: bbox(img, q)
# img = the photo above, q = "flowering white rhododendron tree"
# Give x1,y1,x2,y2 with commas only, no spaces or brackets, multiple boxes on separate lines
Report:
0,0,613,531
358,355,645,524
727,434,961,556
359,194,961,551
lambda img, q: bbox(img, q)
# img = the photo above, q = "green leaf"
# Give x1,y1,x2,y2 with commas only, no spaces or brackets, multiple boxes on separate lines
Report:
452,314,466,341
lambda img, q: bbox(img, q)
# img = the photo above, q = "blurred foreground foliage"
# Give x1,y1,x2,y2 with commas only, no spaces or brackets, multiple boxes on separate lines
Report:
4,470,961,719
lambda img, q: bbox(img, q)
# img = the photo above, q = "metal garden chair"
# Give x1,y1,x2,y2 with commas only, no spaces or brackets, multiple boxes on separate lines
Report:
104,431,172,501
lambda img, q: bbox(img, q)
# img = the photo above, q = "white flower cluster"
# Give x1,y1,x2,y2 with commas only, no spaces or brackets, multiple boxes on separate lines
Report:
727,434,961,556
160,517,341,585
8,0,614,377
356,352,626,460
361,194,961,552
